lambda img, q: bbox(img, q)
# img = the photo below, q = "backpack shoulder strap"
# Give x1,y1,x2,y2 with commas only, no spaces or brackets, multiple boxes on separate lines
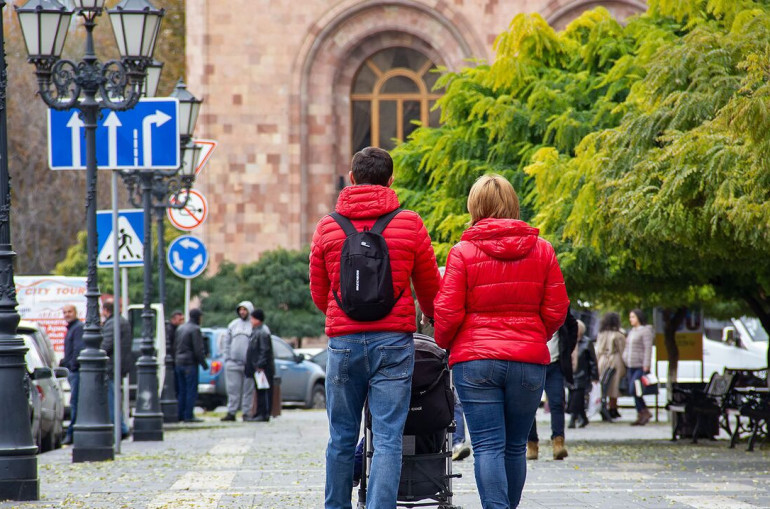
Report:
330,212,358,237
370,208,402,235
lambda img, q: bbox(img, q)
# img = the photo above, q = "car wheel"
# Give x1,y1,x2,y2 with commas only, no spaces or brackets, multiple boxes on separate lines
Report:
308,383,326,409
40,427,54,453
202,400,219,412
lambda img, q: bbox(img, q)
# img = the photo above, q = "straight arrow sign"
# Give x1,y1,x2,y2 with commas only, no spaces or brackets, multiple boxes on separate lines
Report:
66,112,84,168
103,112,122,168
143,110,172,167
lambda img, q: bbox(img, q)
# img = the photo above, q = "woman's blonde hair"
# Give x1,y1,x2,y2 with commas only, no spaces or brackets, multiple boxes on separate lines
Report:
467,174,520,225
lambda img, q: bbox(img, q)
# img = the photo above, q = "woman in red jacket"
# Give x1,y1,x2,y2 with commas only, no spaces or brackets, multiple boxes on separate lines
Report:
434,174,569,509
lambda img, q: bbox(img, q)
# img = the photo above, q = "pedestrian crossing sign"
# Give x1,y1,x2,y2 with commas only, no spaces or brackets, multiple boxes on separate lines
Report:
96,209,145,268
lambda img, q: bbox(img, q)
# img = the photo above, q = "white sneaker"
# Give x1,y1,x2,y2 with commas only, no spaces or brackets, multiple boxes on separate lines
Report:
452,442,471,461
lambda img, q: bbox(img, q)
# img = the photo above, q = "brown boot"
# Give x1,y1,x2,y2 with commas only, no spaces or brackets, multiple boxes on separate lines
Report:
526,441,539,460
552,436,568,460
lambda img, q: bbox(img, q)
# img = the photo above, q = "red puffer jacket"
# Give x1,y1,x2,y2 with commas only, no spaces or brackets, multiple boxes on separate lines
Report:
434,218,569,367
310,185,441,337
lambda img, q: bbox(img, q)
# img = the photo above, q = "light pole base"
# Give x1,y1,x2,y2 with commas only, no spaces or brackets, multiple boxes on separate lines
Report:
72,446,114,463
133,414,164,441
0,457,39,501
160,399,179,423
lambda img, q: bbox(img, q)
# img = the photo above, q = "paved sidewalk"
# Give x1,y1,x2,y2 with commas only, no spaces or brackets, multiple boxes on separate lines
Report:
2,409,768,508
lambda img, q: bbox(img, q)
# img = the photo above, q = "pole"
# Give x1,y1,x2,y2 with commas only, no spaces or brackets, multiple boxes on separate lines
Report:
184,280,191,321
157,203,178,422
0,0,39,498
132,173,163,441
121,268,128,319
111,172,121,454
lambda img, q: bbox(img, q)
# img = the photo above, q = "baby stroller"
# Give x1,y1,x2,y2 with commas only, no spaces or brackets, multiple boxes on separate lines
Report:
357,333,462,509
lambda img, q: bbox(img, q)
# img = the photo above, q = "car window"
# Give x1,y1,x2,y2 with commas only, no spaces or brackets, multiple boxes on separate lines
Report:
202,331,213,358
741,317,768,343
272,337,294,360
22,336,45,371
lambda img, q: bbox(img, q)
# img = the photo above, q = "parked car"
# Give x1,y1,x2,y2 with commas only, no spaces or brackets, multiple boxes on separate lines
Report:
296,347,328,374
273,336,326,409
19,326,68,452
196,331,326,410
197,327,227,411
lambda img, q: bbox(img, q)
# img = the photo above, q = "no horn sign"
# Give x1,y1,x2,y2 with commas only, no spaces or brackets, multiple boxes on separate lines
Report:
167,189,208,231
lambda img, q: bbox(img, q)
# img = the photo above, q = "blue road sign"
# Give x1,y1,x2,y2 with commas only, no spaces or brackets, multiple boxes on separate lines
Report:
167,235,208,279
96,209,145,268
48,98,180,170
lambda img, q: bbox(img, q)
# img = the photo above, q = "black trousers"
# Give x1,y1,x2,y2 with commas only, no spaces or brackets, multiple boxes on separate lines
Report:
256,373,274,417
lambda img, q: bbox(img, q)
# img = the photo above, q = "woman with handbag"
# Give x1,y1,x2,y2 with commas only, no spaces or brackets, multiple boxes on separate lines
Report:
567,320,599,428
622,309,654,426
596,312,626,420
434,174,569,509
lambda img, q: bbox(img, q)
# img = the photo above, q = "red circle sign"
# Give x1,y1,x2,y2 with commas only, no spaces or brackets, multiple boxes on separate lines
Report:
167,189,208,231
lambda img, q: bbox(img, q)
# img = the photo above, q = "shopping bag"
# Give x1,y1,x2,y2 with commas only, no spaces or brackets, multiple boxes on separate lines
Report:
587,382,602,417
255,370,271,390
634,374,658,397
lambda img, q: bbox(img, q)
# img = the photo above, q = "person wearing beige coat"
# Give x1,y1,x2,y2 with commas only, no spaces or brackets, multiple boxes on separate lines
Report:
596,312,626,420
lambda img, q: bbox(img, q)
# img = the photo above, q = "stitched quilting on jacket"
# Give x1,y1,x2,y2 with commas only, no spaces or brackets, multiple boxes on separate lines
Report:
434,218,570,368
309,185,441,337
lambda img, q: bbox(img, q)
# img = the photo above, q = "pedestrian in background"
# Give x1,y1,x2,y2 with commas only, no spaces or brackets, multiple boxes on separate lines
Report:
596,312,626,420
310,147,440,509
526,310,577,461
434,174,569,509
101,298,131,438
165,310,185,363
174,308,208,423
60,304,84,445
567,320,599,429
244,309,274,422
221,301,256,422
623,309,654,426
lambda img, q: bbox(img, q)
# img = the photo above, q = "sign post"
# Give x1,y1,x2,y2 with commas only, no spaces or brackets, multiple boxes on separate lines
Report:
111,172,122,454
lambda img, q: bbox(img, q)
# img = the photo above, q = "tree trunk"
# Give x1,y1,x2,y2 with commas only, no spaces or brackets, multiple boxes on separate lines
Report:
744,293,770,380
662,307,687,395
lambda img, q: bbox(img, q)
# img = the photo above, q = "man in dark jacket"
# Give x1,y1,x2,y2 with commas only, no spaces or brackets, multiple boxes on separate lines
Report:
174,309,208,422
165,310,185,360
101,298,131,438
526,310,578,460
60,304,84,445
244,309,274,422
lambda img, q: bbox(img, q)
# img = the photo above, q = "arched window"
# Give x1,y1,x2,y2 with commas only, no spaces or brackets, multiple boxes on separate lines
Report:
351,47,441,153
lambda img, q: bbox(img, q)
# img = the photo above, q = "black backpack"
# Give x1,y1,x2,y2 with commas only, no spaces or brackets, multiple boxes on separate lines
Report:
331,209,404,321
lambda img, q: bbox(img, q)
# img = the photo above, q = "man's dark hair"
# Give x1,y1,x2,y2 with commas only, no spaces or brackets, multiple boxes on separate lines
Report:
351,147,393,187
103,299,114,315
189,308,203,324
171,310,183,318
250,309,265,322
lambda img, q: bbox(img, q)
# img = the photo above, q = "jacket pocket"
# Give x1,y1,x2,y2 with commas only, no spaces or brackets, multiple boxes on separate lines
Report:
327,346,351,385
521,363,545,392
378,345,413,380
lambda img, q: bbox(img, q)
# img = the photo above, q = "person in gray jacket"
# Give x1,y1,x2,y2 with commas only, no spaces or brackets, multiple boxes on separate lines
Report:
221,301,255,421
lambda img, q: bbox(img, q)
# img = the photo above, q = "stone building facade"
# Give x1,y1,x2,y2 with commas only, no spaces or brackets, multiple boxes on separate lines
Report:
185,0,645,268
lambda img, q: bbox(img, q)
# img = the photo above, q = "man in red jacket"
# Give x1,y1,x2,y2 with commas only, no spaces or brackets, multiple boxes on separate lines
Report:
310,147,441,509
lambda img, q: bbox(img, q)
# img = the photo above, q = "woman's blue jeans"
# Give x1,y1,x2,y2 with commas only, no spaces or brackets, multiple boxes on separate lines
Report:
454,359,546,509
626,367,647,411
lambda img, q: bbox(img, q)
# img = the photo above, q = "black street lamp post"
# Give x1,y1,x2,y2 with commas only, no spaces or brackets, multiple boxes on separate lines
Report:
0,0,39,500
15,0,164,461
121,89,200,428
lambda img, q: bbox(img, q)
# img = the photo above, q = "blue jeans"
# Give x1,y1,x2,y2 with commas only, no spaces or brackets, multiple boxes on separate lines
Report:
325,332,414,509
66,371,80,439
527,362,565,442
455,360,545,509
453,388,466,447
175,364,199,421
107,377,130,435
627,367,647,411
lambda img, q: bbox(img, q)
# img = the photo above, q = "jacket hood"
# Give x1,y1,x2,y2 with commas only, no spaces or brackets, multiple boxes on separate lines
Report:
461,218,540,260
335,185,400,219
236,301,254,316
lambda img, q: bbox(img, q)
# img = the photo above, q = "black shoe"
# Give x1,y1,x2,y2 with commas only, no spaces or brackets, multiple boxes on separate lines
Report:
62,435,73,446
220,413,236,422
121,430,131,440
252,414,270,422
568,416,577,429
600,407,613,422
610,408,622,419
578,414,589,428
185,417,204,423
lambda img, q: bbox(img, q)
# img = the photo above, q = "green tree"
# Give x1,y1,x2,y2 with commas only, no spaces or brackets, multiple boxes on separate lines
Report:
527,0,770,369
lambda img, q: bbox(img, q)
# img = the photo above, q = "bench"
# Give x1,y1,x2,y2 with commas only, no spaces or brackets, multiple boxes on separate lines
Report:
725,367,769,451
667,373,735,442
